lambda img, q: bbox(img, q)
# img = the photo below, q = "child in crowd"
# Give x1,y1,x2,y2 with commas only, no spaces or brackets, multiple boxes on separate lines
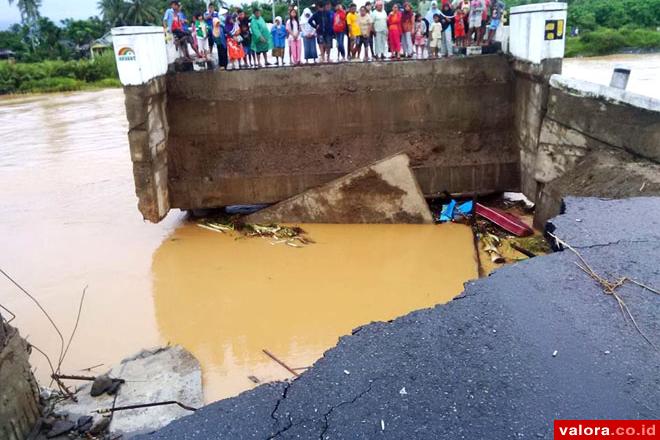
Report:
192,12,210,59
486,9,500,44
224,14,243,70
271,16,287,65
286,8,302,65
454,8,466,47
429,14,443,58
413,13,427,58
468,0,484,44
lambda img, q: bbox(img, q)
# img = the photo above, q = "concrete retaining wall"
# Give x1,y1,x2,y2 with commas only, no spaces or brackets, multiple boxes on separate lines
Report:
124,55,520,221
0,319,41,440
124,77,170,222
529,76,660,226
122,54,658,225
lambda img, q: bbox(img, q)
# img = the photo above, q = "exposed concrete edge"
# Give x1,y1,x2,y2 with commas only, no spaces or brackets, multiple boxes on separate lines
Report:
549,74,660,113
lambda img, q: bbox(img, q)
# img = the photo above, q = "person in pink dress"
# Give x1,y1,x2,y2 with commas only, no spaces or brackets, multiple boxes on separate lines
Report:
286,8,302,65
387,3,403,59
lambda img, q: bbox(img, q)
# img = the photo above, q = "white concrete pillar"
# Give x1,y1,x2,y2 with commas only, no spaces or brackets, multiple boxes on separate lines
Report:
111,26,169,86
509,2,567,64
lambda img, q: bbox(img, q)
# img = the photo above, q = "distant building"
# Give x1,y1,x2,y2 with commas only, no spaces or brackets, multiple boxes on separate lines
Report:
90,32,113,59
0,49,16,60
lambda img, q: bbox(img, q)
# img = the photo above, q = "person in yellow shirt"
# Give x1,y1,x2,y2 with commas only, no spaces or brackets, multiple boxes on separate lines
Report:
346,3,361,60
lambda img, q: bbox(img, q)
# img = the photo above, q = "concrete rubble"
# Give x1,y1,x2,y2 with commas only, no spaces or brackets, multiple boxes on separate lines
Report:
139,197,659,440
246,153,434,224
54,345,202,438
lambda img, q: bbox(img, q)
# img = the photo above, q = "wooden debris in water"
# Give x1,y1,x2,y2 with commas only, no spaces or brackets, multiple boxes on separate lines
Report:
198,219,314,247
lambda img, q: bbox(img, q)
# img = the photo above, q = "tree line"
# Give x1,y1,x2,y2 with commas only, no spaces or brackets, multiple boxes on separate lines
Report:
1,0,659,63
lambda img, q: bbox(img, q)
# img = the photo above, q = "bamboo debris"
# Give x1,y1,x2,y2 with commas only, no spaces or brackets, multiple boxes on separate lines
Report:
548,232,659,350
198,219,314,247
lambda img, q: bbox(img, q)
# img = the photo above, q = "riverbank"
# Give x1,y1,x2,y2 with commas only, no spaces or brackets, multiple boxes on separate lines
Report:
0,52,119,94
139,197,660,439
565,29,660,58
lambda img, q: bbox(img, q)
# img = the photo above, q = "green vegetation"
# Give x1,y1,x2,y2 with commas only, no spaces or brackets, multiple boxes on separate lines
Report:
0,51,120,94
507,0,660,57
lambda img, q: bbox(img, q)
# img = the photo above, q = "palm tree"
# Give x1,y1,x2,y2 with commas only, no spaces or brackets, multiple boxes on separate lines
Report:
98,0,127,27
7,0,42,24
123,0,160,26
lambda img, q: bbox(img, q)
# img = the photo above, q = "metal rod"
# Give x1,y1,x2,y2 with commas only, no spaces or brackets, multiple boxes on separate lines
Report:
51,373,96,381
96,400,198,414
262,349,300,377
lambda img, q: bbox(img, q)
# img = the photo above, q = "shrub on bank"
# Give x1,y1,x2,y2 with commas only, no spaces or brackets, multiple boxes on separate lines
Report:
0,50,118,95
565,28,660,57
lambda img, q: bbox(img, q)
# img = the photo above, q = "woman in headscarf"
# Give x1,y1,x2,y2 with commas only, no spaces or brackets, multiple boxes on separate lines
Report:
250,8,273,67
387,3,403,60
401,2,415,58
439,1,454,57
286,7,302,65
301,7,318,63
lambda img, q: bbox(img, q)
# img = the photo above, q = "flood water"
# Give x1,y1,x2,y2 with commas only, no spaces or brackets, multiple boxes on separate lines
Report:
2,53,658,403
562,53,660,99
0,89,476,401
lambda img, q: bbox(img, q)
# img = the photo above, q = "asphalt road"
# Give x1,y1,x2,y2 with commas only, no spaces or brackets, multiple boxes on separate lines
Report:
140,197,660,440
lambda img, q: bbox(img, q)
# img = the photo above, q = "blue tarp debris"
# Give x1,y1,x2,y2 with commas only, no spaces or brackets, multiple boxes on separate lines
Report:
438,200,473,223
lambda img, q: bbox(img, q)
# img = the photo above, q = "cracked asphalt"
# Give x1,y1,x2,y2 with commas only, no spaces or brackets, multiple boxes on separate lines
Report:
139,197,660,440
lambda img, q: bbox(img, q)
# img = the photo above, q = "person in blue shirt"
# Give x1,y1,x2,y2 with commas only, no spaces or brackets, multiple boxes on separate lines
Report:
204,3,220,55
271,16,287,66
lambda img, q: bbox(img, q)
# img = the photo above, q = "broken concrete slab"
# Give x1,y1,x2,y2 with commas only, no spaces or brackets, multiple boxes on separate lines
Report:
56,345,202,438
245,153,434,224
140,197,660,440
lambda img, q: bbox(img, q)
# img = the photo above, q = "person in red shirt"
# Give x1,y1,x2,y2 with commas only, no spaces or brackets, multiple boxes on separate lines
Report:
334,4,348,62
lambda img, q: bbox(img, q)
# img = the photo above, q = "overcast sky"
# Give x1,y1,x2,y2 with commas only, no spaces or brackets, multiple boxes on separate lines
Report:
0,0,101,29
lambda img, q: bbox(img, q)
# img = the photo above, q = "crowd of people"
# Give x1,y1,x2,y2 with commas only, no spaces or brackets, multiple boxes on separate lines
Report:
163,0,506,69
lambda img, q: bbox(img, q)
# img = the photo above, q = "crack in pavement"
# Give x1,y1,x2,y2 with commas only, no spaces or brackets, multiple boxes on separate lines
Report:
318,379,378,440
267,382,292,439
266,379,379,440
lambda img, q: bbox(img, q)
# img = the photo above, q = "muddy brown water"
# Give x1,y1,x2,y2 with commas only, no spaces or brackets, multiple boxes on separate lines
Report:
1,54,657,402
0,90,476,402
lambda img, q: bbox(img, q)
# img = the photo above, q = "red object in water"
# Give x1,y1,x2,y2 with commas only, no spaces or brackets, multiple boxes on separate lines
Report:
475,203,534,237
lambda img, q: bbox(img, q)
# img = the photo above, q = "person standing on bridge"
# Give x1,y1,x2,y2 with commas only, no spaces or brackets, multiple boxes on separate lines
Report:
286,8,302,65
439,2,454,57
401,2,415,58
356,6,373,61
333,4,348,62
301,8,318,63
309,2,335,63
204,3,219,57
250,8,273,67
346,3,360,60
387,4,403,60
372,1,388,60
